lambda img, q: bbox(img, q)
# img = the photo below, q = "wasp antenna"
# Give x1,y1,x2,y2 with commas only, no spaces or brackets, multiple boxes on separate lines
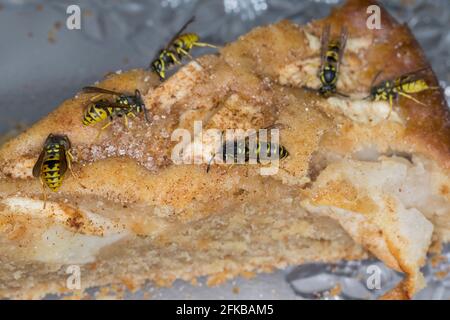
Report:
134,89,150,123
301,86,318,94
39,177,47,210
370,70,383,88
82,86,96,92
336,91,349,98
206,154,215,173
143,107,151,123
408,66,431,75
172,16,196,42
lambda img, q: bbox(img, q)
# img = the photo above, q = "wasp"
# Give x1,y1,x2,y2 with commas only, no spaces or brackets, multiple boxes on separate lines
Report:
206,130,289,173
82,86,149,130
150,16,217,80
316,25,348,97
33,134,75,207
365,67,438,117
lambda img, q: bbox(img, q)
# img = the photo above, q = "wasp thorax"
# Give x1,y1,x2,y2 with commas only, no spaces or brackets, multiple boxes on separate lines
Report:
323,67,336,83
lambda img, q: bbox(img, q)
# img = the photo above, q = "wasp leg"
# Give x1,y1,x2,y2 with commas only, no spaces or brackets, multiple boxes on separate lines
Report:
66,151,87,189
193,42,218,49
398,91,427,107
66,150,78,180
101,120,113,130
178,48,205,68
169,52,182,65
123,114,130,128
90,94,104,102
177,47,191,58
184,52,196,62
386,94,394,119
95,120,112,140
40,176,47,209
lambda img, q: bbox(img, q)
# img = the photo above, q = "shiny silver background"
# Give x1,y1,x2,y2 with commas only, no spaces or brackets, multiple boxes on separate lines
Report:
0,0,449,299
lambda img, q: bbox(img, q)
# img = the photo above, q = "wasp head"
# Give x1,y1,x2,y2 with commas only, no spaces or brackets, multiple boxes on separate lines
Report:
367,83,388,101
151,59,165,80
369,86,380,99
318,84,336,97
44,133,71,150
134,89,150,123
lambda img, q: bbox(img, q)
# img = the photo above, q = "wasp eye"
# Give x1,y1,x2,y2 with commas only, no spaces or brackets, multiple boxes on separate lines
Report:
152,61,161,72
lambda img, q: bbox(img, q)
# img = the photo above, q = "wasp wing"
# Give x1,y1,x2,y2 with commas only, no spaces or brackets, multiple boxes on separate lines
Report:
366,65,429,97
337,27,348,74
58,147,68,177
319,24,331,71
166,16,196,48
395,67,431,85
399,67,431,78
371,67,430,88
91,100,131,110
82,86,124,96
32,149,45,178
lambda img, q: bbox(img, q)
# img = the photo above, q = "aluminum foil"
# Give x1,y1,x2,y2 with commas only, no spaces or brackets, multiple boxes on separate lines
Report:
0,0,449,299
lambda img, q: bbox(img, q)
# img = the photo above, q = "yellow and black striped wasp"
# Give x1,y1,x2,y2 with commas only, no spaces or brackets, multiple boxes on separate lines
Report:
150,16,217,80
206,128,289,173
317,25,348,97
82,86,150,130
33,134,75,207
365,67,438,118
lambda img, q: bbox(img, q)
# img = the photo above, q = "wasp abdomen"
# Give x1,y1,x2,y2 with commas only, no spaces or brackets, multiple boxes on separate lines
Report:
42,147,63,191
398,79,429,93
174,33,199,52
221,140,289,164
83,101,113,126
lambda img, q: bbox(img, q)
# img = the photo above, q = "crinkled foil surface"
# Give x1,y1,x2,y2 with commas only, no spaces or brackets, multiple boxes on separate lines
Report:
0,0,449,299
